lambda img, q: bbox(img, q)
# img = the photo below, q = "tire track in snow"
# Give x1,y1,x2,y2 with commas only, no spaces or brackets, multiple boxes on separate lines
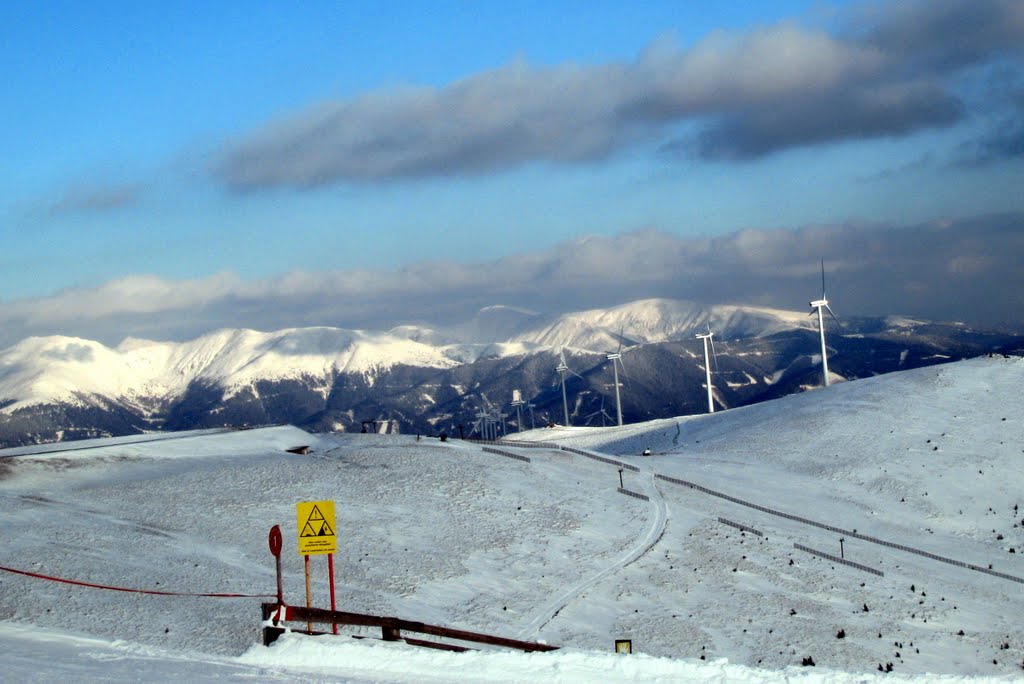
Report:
517,464,669,640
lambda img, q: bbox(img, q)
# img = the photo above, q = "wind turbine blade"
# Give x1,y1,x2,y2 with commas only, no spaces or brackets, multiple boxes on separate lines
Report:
557,346,582,378
820,259,826,298
826,304,843,328
709,336,720,372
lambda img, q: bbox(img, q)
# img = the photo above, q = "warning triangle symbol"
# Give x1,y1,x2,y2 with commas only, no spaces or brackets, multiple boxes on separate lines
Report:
299,504,335,538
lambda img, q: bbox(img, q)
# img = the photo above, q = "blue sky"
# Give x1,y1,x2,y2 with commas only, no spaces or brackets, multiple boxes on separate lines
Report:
1,1,1022,343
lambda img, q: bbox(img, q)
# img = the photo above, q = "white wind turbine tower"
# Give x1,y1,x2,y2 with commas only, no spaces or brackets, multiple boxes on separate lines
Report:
695,323,718,413
510,389,525,433
472,407,489,439
473,399,497,440
809,259,841,387
605,332,626,426
554,346,579,426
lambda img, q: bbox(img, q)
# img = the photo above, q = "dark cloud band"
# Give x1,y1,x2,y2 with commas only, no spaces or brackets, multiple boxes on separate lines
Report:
214,1,1022,188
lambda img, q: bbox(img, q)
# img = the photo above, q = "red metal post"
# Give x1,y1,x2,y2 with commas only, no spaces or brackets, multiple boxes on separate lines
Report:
304,554,313,633
268,525,284,606
276,556,283,605
328,553,337,634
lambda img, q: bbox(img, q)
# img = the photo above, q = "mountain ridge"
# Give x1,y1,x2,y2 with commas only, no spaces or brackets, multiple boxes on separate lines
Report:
0,298,814,411
0,297,1021,446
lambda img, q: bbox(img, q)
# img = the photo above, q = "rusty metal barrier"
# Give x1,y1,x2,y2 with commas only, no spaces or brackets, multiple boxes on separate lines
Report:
617,487,650,501
481,446,531,463
261,603,558,653
560,446,639,472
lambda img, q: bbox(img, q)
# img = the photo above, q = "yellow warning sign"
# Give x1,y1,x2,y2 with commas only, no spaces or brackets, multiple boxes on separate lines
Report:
296,500,337,555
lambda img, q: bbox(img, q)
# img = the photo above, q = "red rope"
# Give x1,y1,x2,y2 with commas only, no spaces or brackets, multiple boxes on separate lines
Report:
0,564,275,598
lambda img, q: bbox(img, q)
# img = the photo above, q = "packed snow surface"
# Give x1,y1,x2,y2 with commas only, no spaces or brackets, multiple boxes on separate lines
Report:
0,355,1021,682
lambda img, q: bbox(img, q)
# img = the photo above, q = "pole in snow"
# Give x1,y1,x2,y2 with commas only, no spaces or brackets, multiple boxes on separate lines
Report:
268,525,283,605
328,553,337,634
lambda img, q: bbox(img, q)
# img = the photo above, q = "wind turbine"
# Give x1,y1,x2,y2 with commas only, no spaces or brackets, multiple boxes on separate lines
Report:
809,259,841,387
472,406,489,439
473,398,499,440
554,346,581,426
605,333,627,426
511,389,525,433
695,324,719,413
584,396,615,427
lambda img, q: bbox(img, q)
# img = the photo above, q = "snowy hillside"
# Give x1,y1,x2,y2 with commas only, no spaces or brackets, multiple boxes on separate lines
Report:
506,299,813,350
0,298,867,415
0,327,465,413
0,355,1021,681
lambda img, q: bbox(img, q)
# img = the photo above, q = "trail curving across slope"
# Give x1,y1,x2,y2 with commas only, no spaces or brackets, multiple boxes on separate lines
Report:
517,460,668,640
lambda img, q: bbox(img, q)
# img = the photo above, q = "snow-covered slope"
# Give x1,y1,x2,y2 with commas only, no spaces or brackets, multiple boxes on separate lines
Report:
0,327,466,412
0,356,1021,681
507,298,813,350
0,336,153,412
0,299,816,413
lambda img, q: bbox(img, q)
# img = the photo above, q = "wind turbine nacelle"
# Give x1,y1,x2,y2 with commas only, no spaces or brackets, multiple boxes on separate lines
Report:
810,298,828,308
695,332,713,340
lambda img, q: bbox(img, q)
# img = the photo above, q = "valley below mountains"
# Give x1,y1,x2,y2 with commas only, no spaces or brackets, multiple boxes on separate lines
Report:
0,298,1021,448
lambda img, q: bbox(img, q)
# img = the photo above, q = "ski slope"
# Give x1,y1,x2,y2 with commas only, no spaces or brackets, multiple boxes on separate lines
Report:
0,355,1021,682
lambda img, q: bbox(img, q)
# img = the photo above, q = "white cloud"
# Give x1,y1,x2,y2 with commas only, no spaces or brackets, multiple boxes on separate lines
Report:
1,213,1021,347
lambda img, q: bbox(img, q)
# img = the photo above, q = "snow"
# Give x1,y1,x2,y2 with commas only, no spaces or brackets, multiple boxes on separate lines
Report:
0,298,824,411
1,356,1022,682
2,624,984,684
0,328,466,412
885,316,930,330
726,372,760,388
507,299,814,351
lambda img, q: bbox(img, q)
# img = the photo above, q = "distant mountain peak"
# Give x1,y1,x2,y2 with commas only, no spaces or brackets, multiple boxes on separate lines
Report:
477,304,539,316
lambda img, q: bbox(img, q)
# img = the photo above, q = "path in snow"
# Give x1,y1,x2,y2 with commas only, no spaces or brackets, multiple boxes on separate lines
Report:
653,472,1024,585
0,427,236,459
517,448,669,639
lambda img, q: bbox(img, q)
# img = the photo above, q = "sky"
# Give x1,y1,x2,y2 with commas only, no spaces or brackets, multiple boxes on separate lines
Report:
1,0,1023,344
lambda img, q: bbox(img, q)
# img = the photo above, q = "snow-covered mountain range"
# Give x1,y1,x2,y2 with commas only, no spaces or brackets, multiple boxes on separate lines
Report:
0,298,1020,446
0,299,811,408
